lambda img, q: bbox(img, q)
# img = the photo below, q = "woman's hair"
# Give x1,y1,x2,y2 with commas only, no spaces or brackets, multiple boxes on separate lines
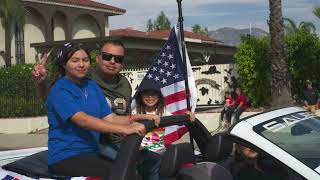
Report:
50,43,90,87
135,90,165,116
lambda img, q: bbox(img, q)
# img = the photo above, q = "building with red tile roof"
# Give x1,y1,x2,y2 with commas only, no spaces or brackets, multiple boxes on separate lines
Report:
110,28,223,44
0,0,125,66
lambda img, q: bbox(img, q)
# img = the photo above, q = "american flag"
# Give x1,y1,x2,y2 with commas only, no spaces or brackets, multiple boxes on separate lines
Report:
0,173,101,180
132,26,197,144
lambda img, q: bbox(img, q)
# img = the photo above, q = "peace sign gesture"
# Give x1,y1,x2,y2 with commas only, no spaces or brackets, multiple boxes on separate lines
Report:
32,51,47,84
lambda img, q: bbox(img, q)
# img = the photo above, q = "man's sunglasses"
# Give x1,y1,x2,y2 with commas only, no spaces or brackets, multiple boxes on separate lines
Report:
100,52,124,64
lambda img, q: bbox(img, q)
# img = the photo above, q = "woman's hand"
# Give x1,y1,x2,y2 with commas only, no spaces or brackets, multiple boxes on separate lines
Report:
124,122,146,136
134,114,160,127
32,52,47,84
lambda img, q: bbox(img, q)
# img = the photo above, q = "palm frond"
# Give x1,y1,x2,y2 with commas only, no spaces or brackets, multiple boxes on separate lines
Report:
313,5,320,19
284,18,298,34
299,21,316,33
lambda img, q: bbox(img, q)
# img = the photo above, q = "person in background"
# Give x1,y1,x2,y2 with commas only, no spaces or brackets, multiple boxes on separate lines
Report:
219,91,235,130
234,87,247,122
44,43,158,179
303,80,319,113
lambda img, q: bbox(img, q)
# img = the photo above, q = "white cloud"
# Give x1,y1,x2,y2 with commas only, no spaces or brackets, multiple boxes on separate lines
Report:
96,0,319,35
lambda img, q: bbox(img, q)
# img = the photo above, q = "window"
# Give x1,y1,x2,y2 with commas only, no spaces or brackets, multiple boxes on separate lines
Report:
15,26,25,64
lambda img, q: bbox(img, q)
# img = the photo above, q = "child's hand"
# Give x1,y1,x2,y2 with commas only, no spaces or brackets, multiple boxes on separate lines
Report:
186,111,195,122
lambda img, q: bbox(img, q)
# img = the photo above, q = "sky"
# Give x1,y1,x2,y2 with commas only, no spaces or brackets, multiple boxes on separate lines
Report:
96,0,320,34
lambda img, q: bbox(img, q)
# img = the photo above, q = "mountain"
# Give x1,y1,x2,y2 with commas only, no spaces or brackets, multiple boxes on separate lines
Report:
209,27,268,46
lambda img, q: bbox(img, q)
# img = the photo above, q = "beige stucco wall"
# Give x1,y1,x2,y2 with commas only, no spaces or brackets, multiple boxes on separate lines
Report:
24,10,46,64
53,13,66,41
0,18,5,67
0,18,16,66
72,15,100,39
0,116,48,134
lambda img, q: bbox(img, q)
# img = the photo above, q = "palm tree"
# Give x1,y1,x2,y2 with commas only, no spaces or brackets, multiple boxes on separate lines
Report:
268,0,292,106
192,24,202,34
284,18,316,34
0,0,28,67
313,5,320,19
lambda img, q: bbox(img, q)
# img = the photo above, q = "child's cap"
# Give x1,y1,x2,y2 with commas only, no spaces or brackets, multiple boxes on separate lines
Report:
138,79,161,92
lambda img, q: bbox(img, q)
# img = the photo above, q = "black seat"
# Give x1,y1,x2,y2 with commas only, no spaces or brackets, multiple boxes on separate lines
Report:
160,143,195,180
3,150,69,179
202,133,233,169
177,162,233,180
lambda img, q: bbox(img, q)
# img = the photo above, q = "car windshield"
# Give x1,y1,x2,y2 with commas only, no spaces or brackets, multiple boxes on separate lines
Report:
253,111,320,170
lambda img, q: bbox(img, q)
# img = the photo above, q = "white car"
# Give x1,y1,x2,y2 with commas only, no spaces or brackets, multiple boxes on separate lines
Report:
227,106,320,180
1,107,319,180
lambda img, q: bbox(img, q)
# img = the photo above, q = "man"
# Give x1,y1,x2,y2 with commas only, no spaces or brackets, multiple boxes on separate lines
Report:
234,87,247,122
33,40,161,180
303,80,319,113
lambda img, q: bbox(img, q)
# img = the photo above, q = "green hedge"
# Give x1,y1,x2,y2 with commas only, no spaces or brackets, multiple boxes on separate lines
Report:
0,64,48,117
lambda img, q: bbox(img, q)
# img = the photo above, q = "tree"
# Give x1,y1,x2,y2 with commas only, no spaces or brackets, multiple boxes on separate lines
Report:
0,0,28,67
192,24,209,36
192,24,201,34
268,0,292,106
146,11,171,31
313,5,320,19
147,19,154,32
286,30,320,102
284,18,316,34
234,36,271,107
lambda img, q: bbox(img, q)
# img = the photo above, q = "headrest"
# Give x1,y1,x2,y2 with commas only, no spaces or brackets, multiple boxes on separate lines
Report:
160,143,195,178
203,134,233,162
177,162,233,180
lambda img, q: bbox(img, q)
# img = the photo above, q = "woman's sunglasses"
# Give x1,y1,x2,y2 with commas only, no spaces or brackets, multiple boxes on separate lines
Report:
100,52,124,64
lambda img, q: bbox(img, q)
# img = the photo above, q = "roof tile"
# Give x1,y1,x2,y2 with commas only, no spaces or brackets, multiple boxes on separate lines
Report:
53,0,126,13
110,28,222,43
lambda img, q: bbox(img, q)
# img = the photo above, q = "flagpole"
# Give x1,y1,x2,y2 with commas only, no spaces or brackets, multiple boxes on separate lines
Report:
177,0,195,149
176,0,191,112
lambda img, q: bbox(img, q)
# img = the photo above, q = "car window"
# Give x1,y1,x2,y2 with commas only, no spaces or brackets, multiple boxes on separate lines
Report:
253,112,320,171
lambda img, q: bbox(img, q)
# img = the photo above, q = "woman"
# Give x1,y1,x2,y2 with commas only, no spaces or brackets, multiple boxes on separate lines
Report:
44,43,159,179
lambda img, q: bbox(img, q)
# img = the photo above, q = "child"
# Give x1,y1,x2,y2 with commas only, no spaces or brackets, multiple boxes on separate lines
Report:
134,81,171,154
219,91,235,130
132,81,170,180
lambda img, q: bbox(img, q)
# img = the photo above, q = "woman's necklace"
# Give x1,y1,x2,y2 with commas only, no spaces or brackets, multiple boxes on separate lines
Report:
83,87,88,99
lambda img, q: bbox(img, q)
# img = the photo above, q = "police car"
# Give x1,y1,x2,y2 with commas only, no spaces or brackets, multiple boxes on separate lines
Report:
226,106,320,180
1,107,319,180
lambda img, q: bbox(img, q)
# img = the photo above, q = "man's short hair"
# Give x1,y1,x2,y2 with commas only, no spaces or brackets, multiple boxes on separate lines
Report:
101,40,125,50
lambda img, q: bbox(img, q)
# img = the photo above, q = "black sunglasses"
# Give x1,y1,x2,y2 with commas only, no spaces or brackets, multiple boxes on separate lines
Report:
100,52,124,64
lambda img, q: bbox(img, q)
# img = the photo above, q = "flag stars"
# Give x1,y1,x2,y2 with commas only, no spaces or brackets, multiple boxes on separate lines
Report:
147,74,153,79
168,54,173,60
161,78,167,84
161,53,166,58
164,61,169,67
166,45,171,50
159,68,164,74
171,64,176,69
157,59,162,65
166,71,172,77
174,74,179,79
155,76,160,81
152,67,157,71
